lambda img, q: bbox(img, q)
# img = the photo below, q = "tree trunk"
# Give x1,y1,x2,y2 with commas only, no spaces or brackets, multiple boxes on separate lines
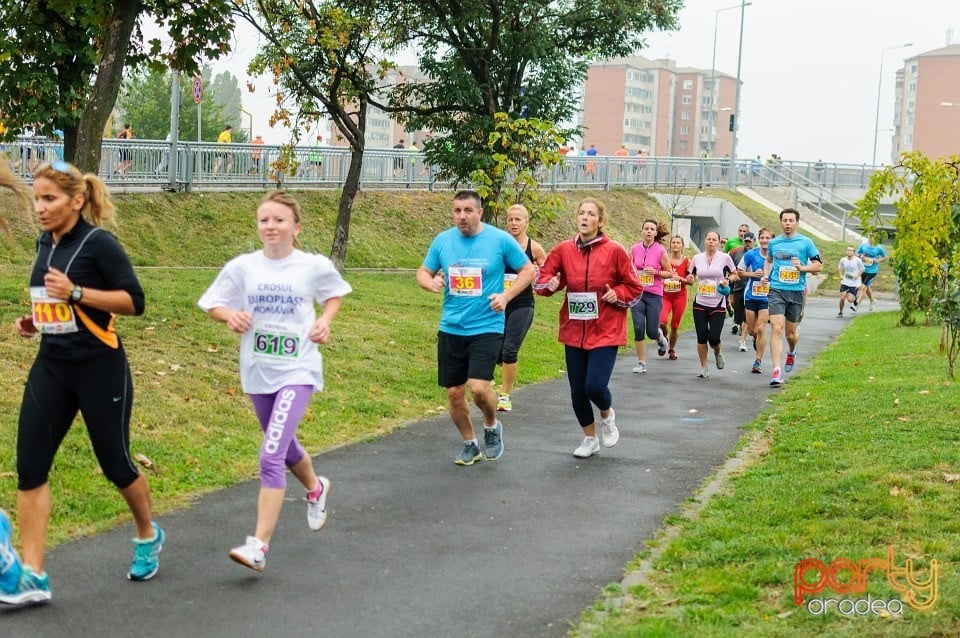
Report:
329,145,364,269
73,0,143,173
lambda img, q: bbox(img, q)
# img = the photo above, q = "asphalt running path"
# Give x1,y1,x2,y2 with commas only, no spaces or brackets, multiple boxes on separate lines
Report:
1,297,878,637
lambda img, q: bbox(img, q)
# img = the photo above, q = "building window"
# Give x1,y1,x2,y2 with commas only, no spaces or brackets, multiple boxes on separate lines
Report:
681,111,691,120
679,126,689,135
682,79,693,90
908,82,916,93
682,95,692,104
679,140,688,151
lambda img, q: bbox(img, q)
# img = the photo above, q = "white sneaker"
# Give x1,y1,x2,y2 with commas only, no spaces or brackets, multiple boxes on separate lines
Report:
229,536,267,572
599,409,619,448
698,366,709,378
738,340,747,352
631,361,647,374
306,476,331,531
715,351,725,370
573,436,600,458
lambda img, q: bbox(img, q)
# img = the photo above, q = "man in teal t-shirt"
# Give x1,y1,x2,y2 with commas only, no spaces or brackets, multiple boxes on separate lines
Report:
763,208,822,386
856,237,887,311
417,190,535,466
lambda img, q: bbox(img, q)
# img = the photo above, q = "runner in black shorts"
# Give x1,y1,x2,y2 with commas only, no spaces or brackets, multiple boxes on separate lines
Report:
1,161,164,607
418,191,535,466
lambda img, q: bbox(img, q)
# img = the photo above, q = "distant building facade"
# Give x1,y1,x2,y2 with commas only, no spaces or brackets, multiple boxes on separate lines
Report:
892,44,960,163
580,55,740,158
328,65,432,150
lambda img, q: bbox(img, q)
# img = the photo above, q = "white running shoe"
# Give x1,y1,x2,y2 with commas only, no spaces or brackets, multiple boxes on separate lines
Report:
715,351,725,370
306,476,331,531
738,340,747,352
573,436,600,458
698,366,709,378
631,361,647,374
229,536,267,572
599,409,619,448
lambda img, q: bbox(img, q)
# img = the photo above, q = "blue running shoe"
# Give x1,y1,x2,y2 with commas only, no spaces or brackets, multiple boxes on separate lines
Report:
482,421,504,461
0,566,50,606
454,441,482,466
0,509,21,594
784,350,797,373
128,522,165,581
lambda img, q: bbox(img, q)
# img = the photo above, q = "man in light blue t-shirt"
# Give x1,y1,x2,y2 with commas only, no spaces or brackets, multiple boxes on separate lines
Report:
856,237,887,311
417,190,535,466
762,208,822,387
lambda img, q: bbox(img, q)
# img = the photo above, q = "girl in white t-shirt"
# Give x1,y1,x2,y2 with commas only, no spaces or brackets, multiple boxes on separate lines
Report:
198,190,352,572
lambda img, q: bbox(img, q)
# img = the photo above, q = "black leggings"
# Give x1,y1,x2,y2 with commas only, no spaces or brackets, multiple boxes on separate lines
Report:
17,347,140,491
692,302,727,347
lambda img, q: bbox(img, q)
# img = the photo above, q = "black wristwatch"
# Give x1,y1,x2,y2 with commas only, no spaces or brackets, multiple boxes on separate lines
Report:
70,285,83,304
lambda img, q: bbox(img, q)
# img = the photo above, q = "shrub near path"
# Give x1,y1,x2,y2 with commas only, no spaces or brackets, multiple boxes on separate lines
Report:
575,311,959,638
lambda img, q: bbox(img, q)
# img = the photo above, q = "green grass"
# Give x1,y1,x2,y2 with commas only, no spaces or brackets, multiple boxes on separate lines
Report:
2,185,924,636
0,266,572,542
574,311,960,637
0,187,669,543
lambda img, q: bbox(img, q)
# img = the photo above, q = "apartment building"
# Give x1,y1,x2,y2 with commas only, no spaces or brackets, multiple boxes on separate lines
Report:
892,44,960,162
328,65,432,150
581,55,739,158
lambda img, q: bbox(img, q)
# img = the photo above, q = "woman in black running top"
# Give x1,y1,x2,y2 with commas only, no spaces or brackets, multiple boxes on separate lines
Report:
2,161,164,607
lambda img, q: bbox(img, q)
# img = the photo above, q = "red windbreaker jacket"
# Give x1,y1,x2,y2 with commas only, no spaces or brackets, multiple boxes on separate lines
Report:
535,233,643,349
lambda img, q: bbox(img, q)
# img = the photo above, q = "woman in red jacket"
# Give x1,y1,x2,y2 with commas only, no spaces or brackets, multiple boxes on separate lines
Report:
535,198,643,458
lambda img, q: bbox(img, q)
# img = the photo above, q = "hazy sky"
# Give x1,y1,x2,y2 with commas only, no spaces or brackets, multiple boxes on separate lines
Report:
213,1,960,163
641,0,960,165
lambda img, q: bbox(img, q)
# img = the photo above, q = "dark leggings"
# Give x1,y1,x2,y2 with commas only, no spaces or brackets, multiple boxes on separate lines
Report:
17,347,139,491
564,345,618,428
500,305,535,364
630,292,663,341
692,302,727,347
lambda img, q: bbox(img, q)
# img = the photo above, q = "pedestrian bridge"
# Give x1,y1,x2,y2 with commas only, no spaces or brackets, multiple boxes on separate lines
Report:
3,135,893,241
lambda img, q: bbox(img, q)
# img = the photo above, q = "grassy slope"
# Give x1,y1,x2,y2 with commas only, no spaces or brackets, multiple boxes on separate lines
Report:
0,188,664,539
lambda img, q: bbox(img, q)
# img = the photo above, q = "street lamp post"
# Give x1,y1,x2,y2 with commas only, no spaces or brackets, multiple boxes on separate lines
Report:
728,0,749,187
709,2,751,158
872,42,912,166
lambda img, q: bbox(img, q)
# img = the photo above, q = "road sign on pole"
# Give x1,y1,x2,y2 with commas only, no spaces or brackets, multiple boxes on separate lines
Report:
192,77,203,104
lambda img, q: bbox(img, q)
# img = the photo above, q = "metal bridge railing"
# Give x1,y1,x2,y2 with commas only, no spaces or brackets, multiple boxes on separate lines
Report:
0,136,883,193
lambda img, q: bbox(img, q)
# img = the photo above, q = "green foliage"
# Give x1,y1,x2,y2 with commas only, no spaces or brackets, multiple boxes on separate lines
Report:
387,0,682,190
854,152,960,375
0,1,235,164
468,113,566,225
0,2,105,138
116,66,239,142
